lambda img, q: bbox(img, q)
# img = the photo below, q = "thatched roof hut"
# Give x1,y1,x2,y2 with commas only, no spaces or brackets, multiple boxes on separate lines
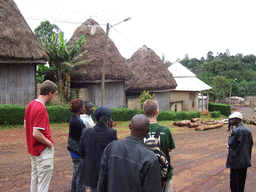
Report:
0,0,48,106
125,45,177,92
69,19,133,83
125,45,177,111
0,0,49,63
69,19,133,108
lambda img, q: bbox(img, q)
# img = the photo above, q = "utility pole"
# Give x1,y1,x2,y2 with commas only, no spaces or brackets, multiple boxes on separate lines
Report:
101,23,109,106
229,78,237,105
101,18,131,105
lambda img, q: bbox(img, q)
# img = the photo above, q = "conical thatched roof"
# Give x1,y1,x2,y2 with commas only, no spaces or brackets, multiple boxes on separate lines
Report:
0,0,49,63
70,19,133,82
125,45,177,92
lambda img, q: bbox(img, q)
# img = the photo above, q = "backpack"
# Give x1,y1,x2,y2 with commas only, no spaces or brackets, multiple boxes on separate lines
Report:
144,126,173,181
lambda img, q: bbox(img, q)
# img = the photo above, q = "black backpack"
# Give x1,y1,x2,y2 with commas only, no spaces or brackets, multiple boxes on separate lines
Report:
144,126,173,181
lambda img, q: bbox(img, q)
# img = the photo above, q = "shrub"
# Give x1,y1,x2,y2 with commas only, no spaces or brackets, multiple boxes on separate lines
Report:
47,105,72,123
210,111,221,118
0,105,26,126
0,104,201,126
110,108,144,121
209,102,231,117
158,110,201,121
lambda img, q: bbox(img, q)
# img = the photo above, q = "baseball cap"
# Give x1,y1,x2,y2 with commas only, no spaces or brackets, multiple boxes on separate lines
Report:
229,112,243,120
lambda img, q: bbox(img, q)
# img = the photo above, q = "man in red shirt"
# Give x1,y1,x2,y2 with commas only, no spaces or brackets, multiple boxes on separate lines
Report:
24,80,57,192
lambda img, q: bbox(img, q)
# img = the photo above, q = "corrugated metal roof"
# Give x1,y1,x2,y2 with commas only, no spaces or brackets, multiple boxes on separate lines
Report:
168,62,212,91
168,62,196,77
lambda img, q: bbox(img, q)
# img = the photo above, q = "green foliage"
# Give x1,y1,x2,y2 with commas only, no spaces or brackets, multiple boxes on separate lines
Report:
210,111,221,118
46,105,73,123
210,76,230,102
208,102,231,117
34,20,60,44
110,108,143,121
0,104,202,126
38,30,89,102
0,105,26,126
140,91,155,108
180,51,256,99
36,64,57,83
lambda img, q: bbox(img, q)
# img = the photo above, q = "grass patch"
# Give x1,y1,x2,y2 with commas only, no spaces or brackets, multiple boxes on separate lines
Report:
50,123,69,129
201,115,226,121
0,124,23,131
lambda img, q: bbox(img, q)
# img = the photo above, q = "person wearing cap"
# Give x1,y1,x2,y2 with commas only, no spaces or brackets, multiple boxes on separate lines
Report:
226,112,253,192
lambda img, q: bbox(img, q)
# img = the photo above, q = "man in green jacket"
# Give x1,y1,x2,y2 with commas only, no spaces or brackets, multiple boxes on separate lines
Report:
143,100,176,192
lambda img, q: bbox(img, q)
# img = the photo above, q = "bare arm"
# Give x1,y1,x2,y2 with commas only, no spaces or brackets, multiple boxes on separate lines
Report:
23,121,26,129
33,129,53,148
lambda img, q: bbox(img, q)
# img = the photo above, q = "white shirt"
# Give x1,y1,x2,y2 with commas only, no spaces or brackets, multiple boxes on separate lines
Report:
80,114,95,128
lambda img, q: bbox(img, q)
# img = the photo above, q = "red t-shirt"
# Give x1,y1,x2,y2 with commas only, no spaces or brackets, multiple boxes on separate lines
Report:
24,100,53,156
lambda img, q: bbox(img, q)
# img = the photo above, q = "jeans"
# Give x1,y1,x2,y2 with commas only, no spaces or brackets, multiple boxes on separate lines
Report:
71,157,85,192
30,146,54,192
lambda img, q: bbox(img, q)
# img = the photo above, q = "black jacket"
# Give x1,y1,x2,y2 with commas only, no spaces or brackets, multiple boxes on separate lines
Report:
67,114,86,155
79,122,117,187
226,123,253,169
97,136,162,192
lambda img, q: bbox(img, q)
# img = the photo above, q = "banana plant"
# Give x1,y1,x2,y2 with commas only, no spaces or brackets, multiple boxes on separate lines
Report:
40,32,89,102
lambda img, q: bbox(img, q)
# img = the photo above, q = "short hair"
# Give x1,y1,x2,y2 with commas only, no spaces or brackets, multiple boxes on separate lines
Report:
69,99,84,113
143,100,159,117
95,105,111,125
84,101,92,108
40,80,58,95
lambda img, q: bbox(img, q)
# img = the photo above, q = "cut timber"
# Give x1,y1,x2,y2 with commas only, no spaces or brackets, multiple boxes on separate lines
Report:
173,120,191,127
195,121,224,131
188,119,202,128
190,118,202,122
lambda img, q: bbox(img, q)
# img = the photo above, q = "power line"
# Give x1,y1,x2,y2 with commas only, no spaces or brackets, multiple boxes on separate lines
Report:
24,16,140,52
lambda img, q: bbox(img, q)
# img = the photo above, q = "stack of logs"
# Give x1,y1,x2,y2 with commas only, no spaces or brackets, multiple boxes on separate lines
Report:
173,118,224,131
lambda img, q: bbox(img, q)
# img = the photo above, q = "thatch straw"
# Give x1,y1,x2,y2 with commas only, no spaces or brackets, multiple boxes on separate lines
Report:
0,0,49,63
125,45,177,91
69,19,133,82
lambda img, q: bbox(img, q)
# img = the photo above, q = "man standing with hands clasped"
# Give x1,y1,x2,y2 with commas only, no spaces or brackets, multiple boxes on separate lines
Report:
24,80,57,192
226,112,253,192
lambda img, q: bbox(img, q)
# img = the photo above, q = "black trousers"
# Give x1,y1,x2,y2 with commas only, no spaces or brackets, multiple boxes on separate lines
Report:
230,168,247,192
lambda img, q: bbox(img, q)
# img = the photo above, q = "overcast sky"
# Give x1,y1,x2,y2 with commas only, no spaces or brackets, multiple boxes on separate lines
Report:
15,0,256,62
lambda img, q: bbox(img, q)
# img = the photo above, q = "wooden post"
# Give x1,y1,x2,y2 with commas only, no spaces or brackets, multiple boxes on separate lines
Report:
101,23,109,105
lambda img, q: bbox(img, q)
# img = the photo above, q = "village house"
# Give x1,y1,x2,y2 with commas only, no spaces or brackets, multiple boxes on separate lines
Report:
168,62,212,111
0,0,49,106
125,45,177,111
69,19,133,108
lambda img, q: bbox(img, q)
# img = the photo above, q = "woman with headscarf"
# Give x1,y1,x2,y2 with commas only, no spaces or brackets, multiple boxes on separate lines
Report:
79,105,118,192
67,99,86,192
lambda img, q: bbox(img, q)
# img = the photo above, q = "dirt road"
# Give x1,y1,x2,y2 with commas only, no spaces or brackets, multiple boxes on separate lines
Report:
0,105,255,192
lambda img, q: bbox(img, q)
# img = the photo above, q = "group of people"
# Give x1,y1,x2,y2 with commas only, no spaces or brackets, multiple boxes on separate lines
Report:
24,80,253,192
66,98,176,192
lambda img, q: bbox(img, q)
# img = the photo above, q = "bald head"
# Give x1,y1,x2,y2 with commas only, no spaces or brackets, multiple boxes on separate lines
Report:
129,114,150,140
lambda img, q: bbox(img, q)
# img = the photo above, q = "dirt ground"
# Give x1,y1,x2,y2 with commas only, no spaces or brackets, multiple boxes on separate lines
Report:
1,105,256,192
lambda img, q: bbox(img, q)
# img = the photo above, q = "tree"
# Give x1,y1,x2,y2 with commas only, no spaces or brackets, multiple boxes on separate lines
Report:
210,76,230,102
40,32,89,102
164,60,172,68
35,21,60,45
206,51,214,61
140,91,155,108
